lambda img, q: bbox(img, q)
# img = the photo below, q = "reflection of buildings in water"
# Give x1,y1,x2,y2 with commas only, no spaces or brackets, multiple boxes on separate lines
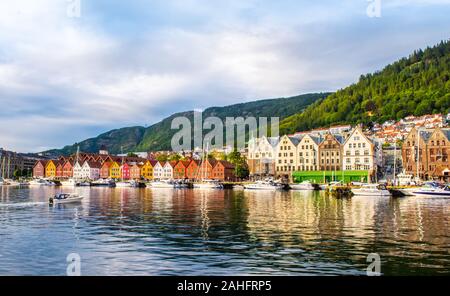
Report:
200,194,210,240
342,196,377,239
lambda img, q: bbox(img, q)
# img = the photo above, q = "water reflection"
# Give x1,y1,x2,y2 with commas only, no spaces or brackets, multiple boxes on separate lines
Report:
0,187,448,275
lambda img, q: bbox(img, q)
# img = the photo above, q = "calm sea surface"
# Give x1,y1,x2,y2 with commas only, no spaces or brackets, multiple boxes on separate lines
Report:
0,186,449,276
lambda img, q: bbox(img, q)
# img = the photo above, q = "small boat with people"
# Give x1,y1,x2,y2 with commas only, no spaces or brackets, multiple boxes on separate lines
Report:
411,182,450,197
351,184,391,197
244,180,283,191
290,180,316,191
49,193,84,205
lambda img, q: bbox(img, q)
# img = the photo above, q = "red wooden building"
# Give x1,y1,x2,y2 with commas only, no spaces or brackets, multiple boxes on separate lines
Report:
212,160,236,181
120,163,131,180
33,160,48,178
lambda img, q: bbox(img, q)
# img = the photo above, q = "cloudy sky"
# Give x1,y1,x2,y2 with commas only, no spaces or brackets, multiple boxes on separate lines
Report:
0,0,449,152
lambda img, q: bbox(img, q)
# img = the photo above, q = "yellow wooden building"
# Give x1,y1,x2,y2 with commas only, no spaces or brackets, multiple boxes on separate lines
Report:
109,161,121,179
141,160,155,180
45,160,57,178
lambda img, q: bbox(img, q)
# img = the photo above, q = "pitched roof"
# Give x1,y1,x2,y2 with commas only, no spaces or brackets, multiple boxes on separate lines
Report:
216,160,235,169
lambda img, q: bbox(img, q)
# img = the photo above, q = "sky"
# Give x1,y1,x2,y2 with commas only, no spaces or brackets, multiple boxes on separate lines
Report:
0,0,449,152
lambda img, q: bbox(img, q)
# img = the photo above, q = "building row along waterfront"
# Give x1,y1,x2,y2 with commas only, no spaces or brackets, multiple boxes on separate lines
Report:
247,126,382,182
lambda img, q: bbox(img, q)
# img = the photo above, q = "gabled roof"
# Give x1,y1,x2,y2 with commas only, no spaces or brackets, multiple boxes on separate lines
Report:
441,128,450,141
85,161,102,169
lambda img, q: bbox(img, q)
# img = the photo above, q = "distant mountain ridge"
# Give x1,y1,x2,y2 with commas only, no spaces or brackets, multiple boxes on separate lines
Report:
45,93,328,156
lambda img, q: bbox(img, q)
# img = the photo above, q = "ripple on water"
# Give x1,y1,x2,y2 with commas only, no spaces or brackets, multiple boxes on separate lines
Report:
0,187,449,275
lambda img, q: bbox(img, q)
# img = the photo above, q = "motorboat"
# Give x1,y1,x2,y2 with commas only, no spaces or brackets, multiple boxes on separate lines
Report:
4,180,29,186
244,180,283,190
352,184,391,197
397,187,419,196
412,182,450,197
290,180,316,190
320,181,343,190
60,179,79,187
193,179,224,189
49,193,84,205
77,181,91,187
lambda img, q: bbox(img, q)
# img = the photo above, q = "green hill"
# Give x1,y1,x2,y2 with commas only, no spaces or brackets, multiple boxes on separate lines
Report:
46,93,328,156
280,40,450,134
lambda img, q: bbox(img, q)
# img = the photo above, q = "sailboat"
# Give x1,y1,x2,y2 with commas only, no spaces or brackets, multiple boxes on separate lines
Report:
193,143,223,189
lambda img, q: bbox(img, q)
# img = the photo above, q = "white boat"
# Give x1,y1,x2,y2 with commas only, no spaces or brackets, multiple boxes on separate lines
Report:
150,180,177,188
29,179,55,186
352,184,391,197
398,187,419,196
193,179,224,189
60,179,79,187
412,182,450,197
290,181,316,190
115,180,139,188
244,180,283,190
77,181,91,187
49,193,84,205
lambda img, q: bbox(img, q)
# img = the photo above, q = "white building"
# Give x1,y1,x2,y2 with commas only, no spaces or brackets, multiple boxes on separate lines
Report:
342,127,375,172
247,136,279,176
73,162,83,179
162,162,175,179
153,161,164,180
82,161,101,180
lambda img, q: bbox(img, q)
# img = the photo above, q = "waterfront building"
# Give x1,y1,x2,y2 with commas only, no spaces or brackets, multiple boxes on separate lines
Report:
402,127,450,181
276,135,301,178
296,134,320,171
100,161,111,179
120,163,131,180
247,136,279,177
56,161,64,178
62,160,74,178
342,127,375,172
212,160,236,181
72,162,83,179
186,160,200,180
141,160,156,180
109,161,121,179
161,161,176,179
426,128,450,180
197,159,217,180
82,161,101,180
45,160,57,178
318,133,344,171
402,127,432,180
173,160,190,179
130,164,143,180
33,160,48,178
153,161,164,179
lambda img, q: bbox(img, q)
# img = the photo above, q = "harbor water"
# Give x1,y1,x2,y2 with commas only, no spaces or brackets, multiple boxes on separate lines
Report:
0,186,449,275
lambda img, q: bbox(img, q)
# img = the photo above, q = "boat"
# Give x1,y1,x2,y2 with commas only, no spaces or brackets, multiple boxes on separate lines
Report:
91,179,115,187
290,180,316,190
411,182,450,197
60,179,79,187
352,184,391,197
244,180,283,190
77,181,91,187
193,179,224,189
150,180,177,188
4,180,29,186
49,193,84,205
29,179,55,186
397,187,418,196
319,181,343,190
115,180,139,188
